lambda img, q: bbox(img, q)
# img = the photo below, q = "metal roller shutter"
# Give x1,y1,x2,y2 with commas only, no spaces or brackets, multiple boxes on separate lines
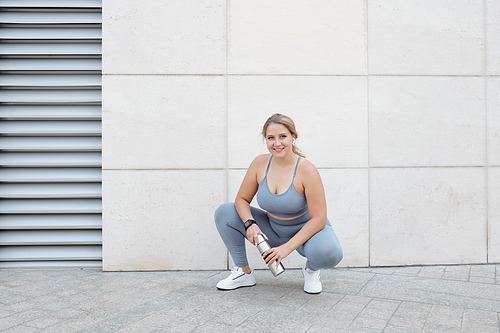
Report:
0,0,102,268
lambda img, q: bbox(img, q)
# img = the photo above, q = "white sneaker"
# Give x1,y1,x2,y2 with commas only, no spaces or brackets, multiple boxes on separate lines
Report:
302,265,322,294
216,267,256,290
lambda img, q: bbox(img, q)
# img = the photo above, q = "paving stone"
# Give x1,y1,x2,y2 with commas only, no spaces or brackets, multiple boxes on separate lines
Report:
39,315,99,333
0,293,28,306
397,301,433,313
191,321,237,333
349,315,389,329
321,269,376,294
0,306,16,319
24,316,60,329
442,275,469,282
383,325,422,333
367,267,397,275
443,266,471,282
113,323,159,333
418,266,446,279
422,323,463,332
425,304,463,327
342,294,373,304
388,314,427,330
2,324,40,333
392,310,429,322
462,308,499,326
346,267,373,272
357,307,395,320
10,309,48,321
393,266,422,276
305,313,353,332
471,265,496,273
460,324,500,333
267,310,317,333
301,292,344,310
50,307,86,320
344,325,383,333
470,276,495,284
0,316,28,331
365,299,400,311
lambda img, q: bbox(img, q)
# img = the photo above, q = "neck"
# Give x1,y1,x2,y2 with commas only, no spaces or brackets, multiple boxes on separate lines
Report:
272,152,298,166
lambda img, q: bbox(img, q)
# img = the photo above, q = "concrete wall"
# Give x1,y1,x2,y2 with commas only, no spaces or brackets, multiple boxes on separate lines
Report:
102,0,500,271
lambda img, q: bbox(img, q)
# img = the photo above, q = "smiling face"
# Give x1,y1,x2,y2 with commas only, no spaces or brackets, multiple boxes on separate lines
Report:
265,123,296,157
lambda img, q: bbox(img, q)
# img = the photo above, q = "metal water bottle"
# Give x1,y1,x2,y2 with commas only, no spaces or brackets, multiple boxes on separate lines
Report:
256,234,285,277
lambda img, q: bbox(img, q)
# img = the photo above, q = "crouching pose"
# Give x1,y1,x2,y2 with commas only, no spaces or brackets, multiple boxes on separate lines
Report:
215,113,343,294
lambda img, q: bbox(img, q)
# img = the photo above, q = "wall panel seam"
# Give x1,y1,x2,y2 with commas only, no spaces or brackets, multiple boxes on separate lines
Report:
366,0,371,267
484,0,489,263
225,0,230,270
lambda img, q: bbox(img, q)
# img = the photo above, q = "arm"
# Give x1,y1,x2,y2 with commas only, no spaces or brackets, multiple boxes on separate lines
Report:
264,162,327,267
234,155,268,245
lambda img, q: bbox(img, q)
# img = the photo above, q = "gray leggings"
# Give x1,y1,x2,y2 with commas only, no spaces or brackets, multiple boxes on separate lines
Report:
214,202,343,271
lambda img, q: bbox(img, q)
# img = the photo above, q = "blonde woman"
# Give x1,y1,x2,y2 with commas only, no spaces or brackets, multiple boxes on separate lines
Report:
215,113,342,294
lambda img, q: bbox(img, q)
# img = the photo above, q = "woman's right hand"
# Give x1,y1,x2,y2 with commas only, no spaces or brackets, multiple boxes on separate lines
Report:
246,224,267,246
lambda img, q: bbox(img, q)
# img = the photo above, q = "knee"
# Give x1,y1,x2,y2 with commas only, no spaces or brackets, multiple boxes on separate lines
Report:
324,245,343,268
310,243,343,270
214,202,237,227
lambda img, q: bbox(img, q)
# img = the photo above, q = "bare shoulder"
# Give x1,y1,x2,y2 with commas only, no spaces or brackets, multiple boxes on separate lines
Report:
247,154,271,180
295,157,322,194
298,158,320,176
250,154,271,169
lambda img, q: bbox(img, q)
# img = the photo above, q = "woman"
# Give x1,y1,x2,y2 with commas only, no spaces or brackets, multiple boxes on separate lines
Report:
215,113,343,294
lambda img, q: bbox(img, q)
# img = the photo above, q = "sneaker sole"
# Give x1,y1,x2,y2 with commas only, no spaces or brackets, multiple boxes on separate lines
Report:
303,289,322,294
216,283,256,291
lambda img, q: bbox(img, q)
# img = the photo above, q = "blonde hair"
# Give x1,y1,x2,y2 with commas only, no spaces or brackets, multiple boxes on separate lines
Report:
262,113,305,158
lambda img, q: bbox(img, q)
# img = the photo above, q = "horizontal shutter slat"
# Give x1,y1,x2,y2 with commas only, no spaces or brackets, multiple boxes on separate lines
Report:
0,261,102,268
0,105,101,119
0,137,101,152
0,119,101,128
0,74,101,86
0,214,101,229
0,152,102,167
0,168,101,182
0,199,102,214
0,27,101,39
0,230,102,245
0,245,102,261
0,43,102,56
0,120,101,133
0,59,101,71
0,183,101,198
0,90,101,103
0,137,101,151
0,12,102,24
0,1,102,8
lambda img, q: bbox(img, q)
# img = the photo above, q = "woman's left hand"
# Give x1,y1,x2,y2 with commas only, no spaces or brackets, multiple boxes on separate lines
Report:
263,244,293,268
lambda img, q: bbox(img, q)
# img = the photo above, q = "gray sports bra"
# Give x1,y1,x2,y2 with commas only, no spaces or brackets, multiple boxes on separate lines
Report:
256,155,308,219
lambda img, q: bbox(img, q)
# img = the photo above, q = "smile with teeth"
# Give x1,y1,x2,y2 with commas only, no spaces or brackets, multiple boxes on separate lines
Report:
274,147,284,152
